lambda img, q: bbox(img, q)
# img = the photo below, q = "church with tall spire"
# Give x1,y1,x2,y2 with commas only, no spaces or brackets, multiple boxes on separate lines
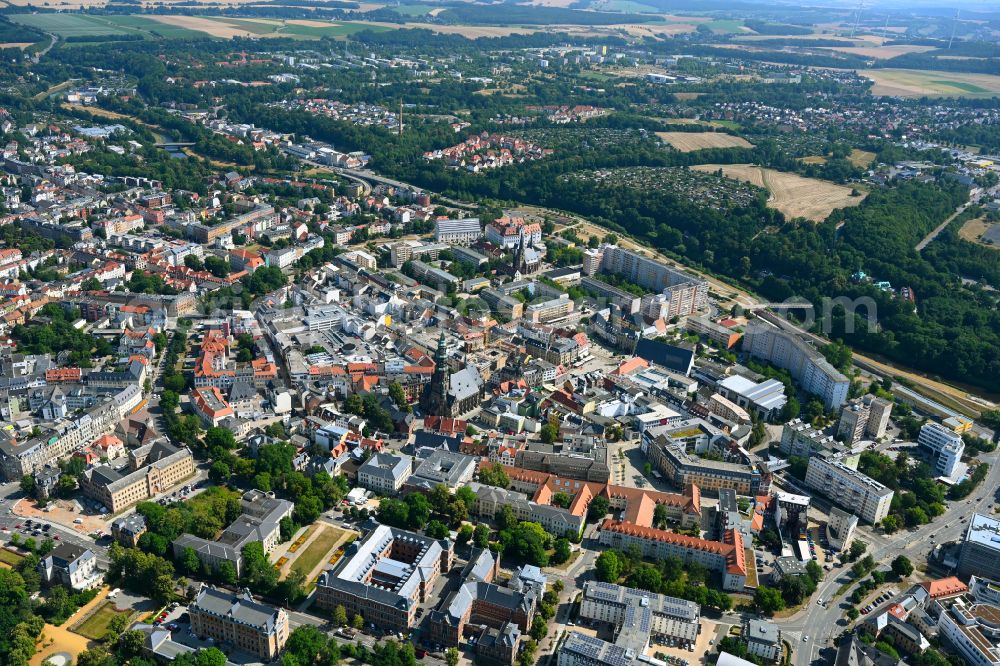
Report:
420,331,451,416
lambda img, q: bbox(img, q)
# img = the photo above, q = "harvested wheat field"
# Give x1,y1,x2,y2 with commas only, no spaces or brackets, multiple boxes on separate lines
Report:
285,19,338,27
352,21,541,36
693,164,866,222
614,23,698,37
861,69,1000,98
657,131,753,152
147,15,261,38
823,44,936,59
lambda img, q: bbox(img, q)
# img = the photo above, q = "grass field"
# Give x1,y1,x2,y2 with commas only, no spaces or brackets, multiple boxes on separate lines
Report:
849,149,876,168
288,526,346,581
959,218,1000,249
692,164,865,222
0,547,25,566
657,131,753,152
71,601,132,640
9,13,206,40
861,69,1000,98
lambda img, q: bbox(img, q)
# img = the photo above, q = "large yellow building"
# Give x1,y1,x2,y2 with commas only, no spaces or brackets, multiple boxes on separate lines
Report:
189,584,288,660
80,441,194,513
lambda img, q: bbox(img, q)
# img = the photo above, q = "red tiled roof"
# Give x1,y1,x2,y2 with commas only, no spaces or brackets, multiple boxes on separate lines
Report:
919,577,968,599
600,519,746,576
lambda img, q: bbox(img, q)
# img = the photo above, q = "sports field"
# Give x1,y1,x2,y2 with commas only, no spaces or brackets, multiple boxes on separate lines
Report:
861,69,1000,98
657,131,754,152
693,164,866,222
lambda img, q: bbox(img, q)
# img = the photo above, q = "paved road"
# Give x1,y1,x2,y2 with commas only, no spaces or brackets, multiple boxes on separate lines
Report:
0,481,112,568
781,447,1000,666
33,33,58,63
915,203,967,252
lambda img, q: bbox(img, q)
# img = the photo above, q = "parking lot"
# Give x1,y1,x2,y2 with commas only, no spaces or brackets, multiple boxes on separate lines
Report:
15,497,109,536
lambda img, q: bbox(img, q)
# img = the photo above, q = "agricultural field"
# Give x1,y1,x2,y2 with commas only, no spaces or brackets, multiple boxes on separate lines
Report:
656,131,754,152
10,13,137,37
692,164,866,222
820,44,936,59
9,13,206,39
861,69,1000,98
9,13,392,41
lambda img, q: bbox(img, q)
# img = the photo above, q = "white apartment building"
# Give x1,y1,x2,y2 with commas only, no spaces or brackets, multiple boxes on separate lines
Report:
743,324,849,409
780,419,840,458
918,422,965,478
804,454,893,524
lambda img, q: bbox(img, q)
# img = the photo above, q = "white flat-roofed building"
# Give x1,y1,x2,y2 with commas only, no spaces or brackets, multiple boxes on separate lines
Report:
938,595,1000,666
717,375,787,421
959,514,1000,581
804,454,893,524
434,217,482,245
918,421,965,478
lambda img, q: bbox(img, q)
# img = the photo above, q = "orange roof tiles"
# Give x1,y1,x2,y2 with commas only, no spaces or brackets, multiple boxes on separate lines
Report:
611,357,649,376
600,519,747,576
919,577,968,599
45,367,82,382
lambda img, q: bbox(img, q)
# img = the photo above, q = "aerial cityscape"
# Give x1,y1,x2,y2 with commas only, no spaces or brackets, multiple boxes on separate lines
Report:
0,2,999,666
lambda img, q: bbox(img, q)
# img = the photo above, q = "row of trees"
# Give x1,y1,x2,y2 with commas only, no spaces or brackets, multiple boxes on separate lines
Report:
595,548,733,611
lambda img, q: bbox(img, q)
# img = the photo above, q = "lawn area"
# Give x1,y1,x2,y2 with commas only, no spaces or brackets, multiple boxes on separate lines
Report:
288,526,347,581
71,601,132,641
0,547,25,566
